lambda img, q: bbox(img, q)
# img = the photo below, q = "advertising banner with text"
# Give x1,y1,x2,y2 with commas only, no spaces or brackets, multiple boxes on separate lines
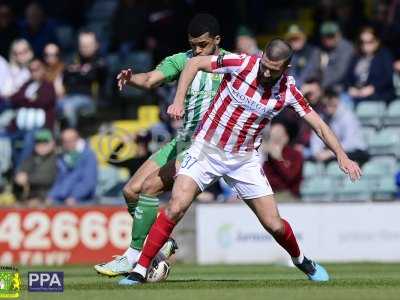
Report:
0,207,131,265
196,203,400,264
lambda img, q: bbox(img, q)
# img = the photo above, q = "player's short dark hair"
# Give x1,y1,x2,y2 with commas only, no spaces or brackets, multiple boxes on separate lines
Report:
187,13,220,38
264,38,293,64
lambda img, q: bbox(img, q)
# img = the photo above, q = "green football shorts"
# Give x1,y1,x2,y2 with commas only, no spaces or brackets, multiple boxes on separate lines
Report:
149,138,191,167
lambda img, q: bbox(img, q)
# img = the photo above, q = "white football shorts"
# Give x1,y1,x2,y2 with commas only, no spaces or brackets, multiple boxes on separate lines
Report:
177,141,273,200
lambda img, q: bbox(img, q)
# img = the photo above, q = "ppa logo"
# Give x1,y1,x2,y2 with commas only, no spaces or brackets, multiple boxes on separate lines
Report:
28,272,64,292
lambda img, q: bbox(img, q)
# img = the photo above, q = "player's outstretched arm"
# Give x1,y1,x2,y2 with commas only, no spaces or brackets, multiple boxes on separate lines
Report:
168,56,213,119
117,68,166,91
304,110,362,181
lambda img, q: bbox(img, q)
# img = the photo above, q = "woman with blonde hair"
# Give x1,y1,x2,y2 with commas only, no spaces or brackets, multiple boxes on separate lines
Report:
9,39,34,95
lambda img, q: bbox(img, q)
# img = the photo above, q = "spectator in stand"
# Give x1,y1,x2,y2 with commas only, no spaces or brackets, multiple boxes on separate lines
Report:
277,78,324,159
8,39,34,96
43,43,65,99
60,31,107,128
346,26,394,104
285,24,320,87
319,21,354,91
10,58,56,168
18,2,58,56
234,25,262,56
310,89,369,165
13,129,57,207
0,3,19,58
47,128,98,206
394,59,400,98
370,0,400,59
109,0,149,55
263,122,303,201
0,55,13,99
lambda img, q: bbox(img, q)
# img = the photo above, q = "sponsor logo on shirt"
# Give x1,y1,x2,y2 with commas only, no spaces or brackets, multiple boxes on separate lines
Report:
230,87,270,115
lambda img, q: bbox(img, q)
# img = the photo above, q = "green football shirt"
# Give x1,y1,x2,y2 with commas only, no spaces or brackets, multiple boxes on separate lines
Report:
156,49,228,141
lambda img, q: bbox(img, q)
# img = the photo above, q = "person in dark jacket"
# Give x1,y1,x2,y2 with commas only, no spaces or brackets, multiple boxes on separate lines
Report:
13,129,57,207
47,128,98,206
59,31,107,127
18,2,58,56
346,26,394,104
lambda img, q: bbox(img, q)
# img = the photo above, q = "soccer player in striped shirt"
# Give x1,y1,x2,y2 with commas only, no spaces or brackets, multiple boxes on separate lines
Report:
126,39,362,284
94,14,229,281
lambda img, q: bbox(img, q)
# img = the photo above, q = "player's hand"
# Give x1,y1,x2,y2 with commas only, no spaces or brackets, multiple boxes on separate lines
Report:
167,103,184,120
117,68,133,91
338,155,362,181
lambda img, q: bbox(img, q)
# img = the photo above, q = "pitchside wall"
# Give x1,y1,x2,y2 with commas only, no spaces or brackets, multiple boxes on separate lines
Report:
196,202,400,264
1,203,399,265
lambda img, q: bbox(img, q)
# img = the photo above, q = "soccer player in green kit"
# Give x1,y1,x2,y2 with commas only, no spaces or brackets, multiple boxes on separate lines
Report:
94,14,228,280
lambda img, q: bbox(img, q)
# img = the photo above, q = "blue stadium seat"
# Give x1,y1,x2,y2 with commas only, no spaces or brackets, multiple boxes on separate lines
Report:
373,176,397,201
367,128,400,157
356,101,386,128
325,161,347,185
302,161,324,178
335,178,372,201
300,177,334,202
384,100,400,127
362,159,390,189
361,127,377,145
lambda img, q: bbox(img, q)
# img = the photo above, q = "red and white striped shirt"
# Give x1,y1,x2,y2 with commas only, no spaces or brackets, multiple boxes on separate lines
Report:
194,53,312,153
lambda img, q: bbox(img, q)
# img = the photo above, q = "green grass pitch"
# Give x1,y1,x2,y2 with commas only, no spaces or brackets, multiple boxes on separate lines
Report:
17,263,400,300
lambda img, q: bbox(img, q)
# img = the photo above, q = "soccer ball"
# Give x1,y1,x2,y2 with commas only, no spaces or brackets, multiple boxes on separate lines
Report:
146,260,171,282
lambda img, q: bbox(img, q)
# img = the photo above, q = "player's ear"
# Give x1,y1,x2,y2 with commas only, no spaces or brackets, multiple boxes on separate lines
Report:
214,35,221,46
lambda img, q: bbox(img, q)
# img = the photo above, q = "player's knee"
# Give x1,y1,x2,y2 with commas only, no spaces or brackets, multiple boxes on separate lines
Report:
141,177,159,197
165,203,185,222
122,181,141,203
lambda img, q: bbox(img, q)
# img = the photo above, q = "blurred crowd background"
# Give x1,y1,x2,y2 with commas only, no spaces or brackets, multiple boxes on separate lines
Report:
0,0,400,207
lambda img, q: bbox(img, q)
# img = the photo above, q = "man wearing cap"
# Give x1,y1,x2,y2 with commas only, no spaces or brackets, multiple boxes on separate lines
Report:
319,21,354,90
235,25,262,56
13,129,57,207
285,24,321,87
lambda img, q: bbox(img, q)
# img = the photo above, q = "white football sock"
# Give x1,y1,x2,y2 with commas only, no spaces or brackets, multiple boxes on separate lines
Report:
291,252,304,265
123,247,140,265
133,264,147,278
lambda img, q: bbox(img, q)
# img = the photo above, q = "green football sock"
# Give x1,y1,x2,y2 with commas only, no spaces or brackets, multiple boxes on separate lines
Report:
130,194,159,250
